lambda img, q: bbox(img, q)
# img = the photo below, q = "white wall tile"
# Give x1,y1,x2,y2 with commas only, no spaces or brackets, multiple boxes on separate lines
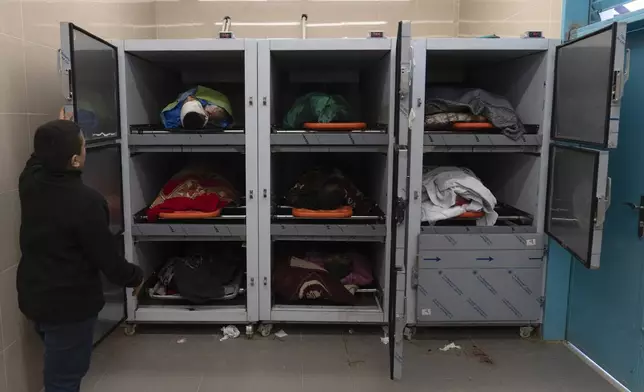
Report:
24,43,64,118
0,191,21,274
0,35,27,114
0,116,30,193
0,265,25,350
0,0,24,39
0,351,7,392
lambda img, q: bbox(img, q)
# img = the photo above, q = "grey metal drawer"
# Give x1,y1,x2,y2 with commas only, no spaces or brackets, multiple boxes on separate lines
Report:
419,250,544,269
132,223,246,239
416,268,543,323
418,233,545,251
271,224,387,238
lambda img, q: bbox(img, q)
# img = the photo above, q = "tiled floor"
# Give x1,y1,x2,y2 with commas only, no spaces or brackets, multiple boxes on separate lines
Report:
82,326,616,392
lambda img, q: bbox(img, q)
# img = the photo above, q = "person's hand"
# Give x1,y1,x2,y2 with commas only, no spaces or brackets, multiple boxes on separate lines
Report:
59,106,73,121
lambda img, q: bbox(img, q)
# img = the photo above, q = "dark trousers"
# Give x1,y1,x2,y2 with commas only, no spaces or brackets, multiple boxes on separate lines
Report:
35,317,96,392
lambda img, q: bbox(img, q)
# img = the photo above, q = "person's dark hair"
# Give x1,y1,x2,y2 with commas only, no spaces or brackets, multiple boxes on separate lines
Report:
33,120,83,172
182,112,206,130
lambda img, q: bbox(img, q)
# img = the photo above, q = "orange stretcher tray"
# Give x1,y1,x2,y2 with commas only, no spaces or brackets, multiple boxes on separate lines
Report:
451,122,494,130
292,206,353,218
303,122,368,131
457,211,485,218
159,208,223,220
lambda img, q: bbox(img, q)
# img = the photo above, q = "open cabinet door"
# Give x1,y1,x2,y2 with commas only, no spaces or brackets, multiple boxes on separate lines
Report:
389,21,412,381
60,23,121,145
546,145,610,269
82,144,127,343
552,22,627,148
60,23,125,342
546,22,626,269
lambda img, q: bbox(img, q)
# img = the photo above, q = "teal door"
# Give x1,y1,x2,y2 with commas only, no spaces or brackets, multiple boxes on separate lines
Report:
563,27,644,390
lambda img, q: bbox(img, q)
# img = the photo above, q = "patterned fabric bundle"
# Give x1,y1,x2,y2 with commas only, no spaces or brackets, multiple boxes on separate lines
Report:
272,251,374,305
146,168,238,221
424,87,525,139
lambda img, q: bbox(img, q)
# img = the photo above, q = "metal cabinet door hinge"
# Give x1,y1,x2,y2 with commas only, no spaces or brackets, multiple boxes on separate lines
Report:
393,197,408,225
394,144,408,152
58,49,72,101
411,264,419,288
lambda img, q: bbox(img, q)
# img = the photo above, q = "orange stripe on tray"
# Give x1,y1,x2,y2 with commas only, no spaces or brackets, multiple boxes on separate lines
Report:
303,122,367,131
292,206,353,218
158,208,223,220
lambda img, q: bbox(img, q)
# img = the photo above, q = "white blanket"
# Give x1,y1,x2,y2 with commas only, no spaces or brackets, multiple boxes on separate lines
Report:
421,167,498,226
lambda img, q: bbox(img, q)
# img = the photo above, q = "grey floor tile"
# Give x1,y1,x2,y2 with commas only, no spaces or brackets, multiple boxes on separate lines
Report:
89,328,616,392
199,375,303,392
93,375,203,392
302,375,353,392
81,351,110,392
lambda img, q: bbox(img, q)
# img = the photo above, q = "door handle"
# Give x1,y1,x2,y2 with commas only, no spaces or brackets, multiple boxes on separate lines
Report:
624,195,644,239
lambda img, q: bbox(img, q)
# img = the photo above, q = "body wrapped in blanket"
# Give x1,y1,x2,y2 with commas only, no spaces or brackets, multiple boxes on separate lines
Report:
146,167,239,221
285,167,378,216
273,251,374,305
421,166,498,226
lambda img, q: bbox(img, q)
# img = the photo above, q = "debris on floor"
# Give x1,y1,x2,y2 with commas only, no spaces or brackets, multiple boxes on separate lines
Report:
471,344,494,365
381,326,389,344
220,325,240,341
274,329,288,339
176,338,187,344
348,328,354,334
258,323,273,337
439,342,461,352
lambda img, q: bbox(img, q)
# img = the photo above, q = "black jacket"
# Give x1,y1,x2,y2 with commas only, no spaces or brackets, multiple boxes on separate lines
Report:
17,155,143,323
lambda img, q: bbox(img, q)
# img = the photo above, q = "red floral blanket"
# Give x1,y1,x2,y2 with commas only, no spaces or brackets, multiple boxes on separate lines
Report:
147,169,238,221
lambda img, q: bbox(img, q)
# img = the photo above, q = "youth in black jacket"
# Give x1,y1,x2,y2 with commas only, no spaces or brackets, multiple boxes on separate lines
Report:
17,120,142,324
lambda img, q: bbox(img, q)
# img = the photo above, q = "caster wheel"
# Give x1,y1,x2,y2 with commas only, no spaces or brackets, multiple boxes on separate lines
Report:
403,327,416,341
258,323,273,337
519,326,534,339
124,324,137,337
245,324,255,339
